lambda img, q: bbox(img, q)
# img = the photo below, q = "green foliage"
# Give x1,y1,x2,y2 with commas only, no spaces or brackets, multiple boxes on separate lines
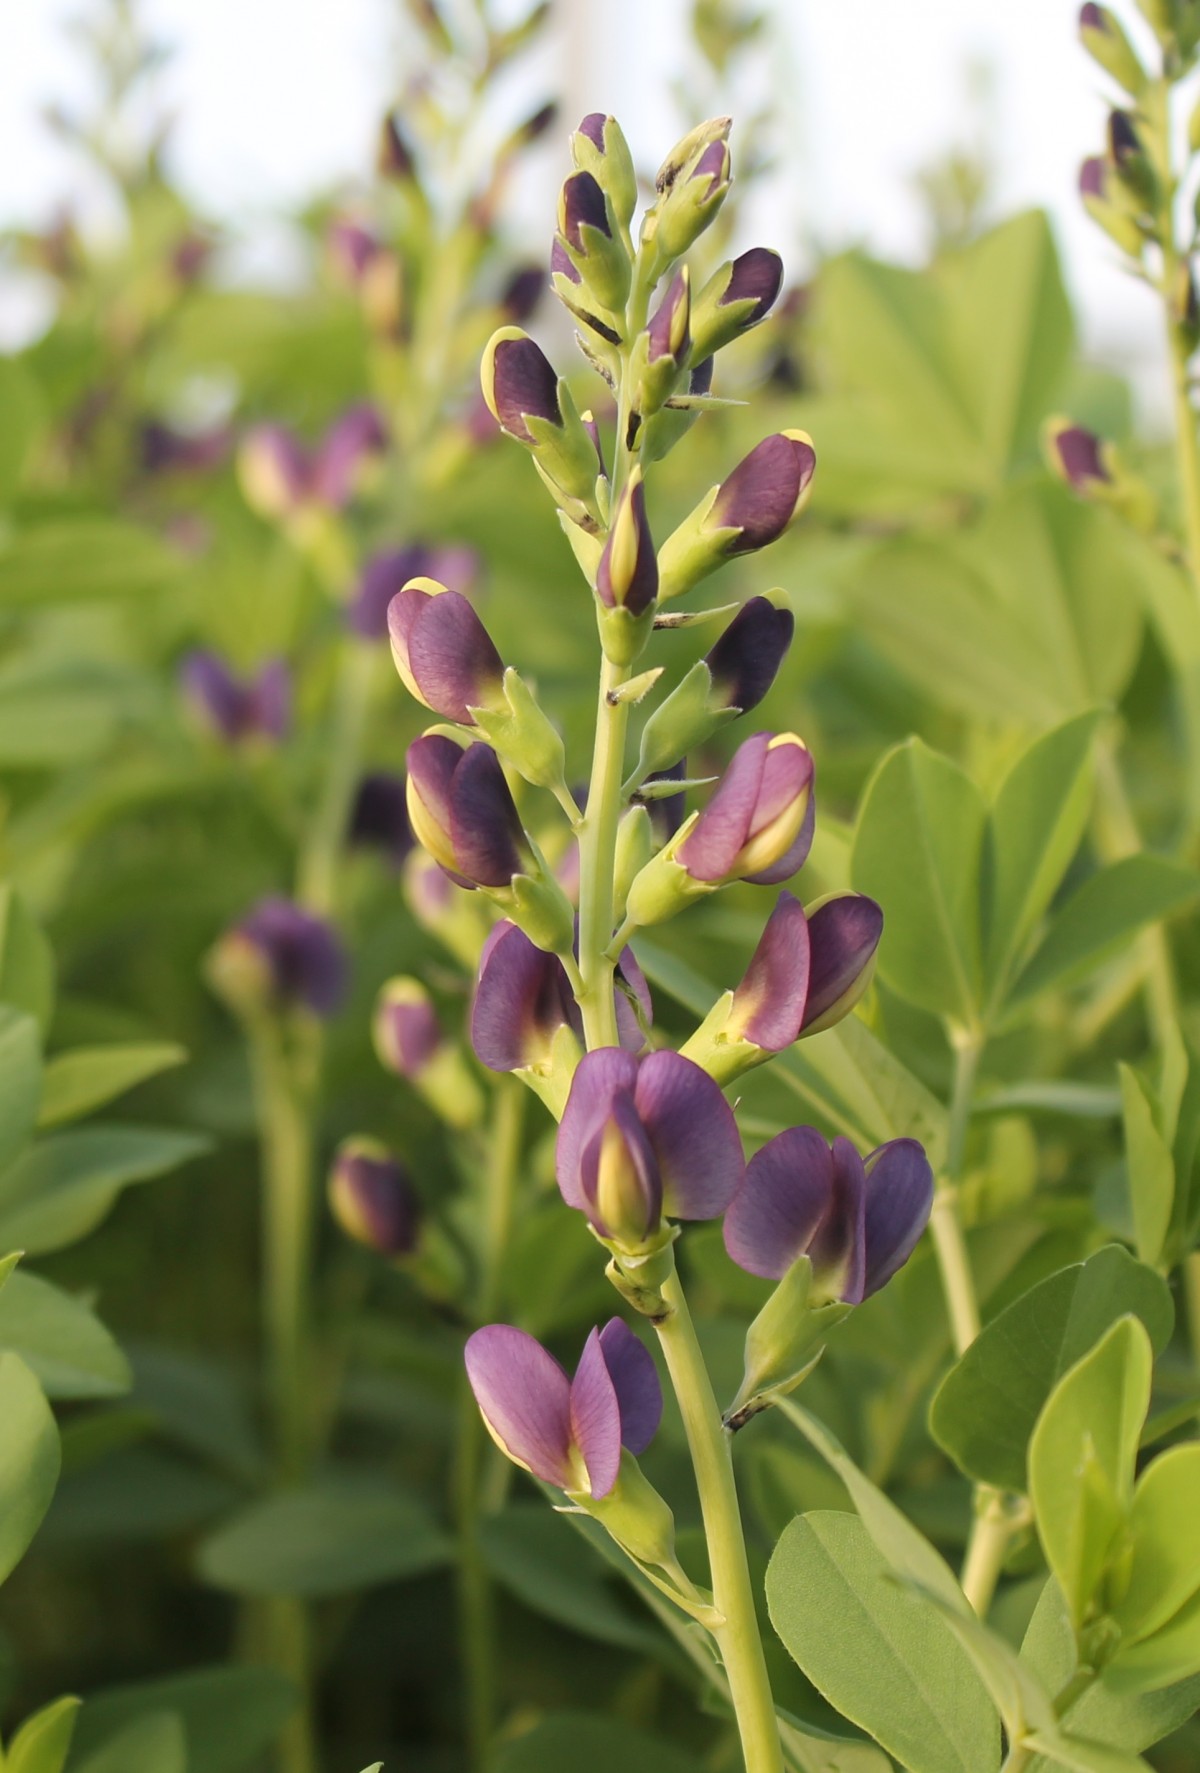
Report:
492,1713,702,1773
0,1353,60,1585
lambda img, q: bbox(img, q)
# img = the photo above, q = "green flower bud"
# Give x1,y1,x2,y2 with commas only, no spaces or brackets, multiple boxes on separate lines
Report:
725,1256,852,1430
557,171,631,313
471,668,570,795
481,328,604,516
1079,6,1146,94
650,132,732,264
571,114,639,231
623,818,710,928
508,870,577,957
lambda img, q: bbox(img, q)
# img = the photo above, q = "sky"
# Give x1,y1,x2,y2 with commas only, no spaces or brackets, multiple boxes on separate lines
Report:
0,0,1175,416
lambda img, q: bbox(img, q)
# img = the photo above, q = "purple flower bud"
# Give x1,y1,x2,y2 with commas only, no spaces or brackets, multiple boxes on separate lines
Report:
647,270,690,364
471,920,650,1072
718,890,883,1061
597,470,658,615
142,421,230,477
676,731,815,887
327,218,381,284
557,1048,744,1244
500,264,545,324
348,772,412,867
405,736,529,889
690,356,714,395
722,248,783,324
1109,109,1142,167
560,171,612,250
483,333,562,441
223,896,347,1018
181,652,291,745
1047,421,1111,492
350,543,481,641
310,404,388,509
724,1129,933,1303
1080,1,1103,22
374,977,445,1078
801,894,884,1033
389,585,505,723
578,113,607,151
379,113,416,180
710,432,817,553
1079,156,1108,201
690,138,730,199
704,597,794,714
465,1317,661,1498
329,1138,421,1255
520,101,558,145
239,425,311,520
551,235,583,286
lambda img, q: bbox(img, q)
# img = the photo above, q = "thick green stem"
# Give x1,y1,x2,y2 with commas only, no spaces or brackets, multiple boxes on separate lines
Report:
654,1263,785,1773
577,654,632,1048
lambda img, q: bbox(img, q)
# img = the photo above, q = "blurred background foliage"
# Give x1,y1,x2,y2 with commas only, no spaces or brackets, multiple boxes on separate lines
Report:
1,1,1199,1771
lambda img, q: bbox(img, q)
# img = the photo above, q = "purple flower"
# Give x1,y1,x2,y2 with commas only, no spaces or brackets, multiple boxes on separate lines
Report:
1047,421,1111,493
710,431,817,553
551,235,583,287
724,1129,933,1302
239,424,310,520
470,920,651,1072
348,772,412,868
327,217,382,284
310,404,388,508
597,470,658,614
676,731,815,887
577,113,607,151
329,1139,421,1255
405,735,529,889
1108,109,1142,169
500,264,545,324
389,585,505,723
556,1048,744,1245
141,421,230,477
240,406,387,519
225,896,347,1017
647,270,690,364
374,977,445,1079
181,652,291,745
643,760,688,844
690,139,731,202
728,891,883,1051
350,543,480,640
704,597,794,714
465,1318,661,1499
483,332,561,441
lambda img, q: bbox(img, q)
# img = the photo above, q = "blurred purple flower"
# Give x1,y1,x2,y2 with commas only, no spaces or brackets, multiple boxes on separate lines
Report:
181,652,291,745
704,596,794,714
227,896,347,1017
374,977,444,1079
348,771,412,867
329,1139,421,1255
350,543,481,640
240,404,387,520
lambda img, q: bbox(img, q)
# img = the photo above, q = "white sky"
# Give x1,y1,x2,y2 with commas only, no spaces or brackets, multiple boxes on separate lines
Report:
0,0,1177,416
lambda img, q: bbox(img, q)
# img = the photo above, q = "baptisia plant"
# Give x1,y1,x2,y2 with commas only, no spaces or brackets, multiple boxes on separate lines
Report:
392,114,933,1773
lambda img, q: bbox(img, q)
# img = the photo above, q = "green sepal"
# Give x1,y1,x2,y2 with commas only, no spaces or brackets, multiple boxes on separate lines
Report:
567,1451,679,1571
471,669,569,794
597,601,655,667
559,508,605,583
678,989,760,1087
502,872,577,958
1082,189,1145,258
725,1256,852,1430
613,806,653,918
623,820,713,928
571,115,638,229
555,217,631,316
525,380,606,512
512,1020,582,1124
655,485,739,602
603,1226,679,1318
633,658,739,782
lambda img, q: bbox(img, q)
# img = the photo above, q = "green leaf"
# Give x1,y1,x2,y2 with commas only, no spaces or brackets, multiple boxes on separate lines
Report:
0,890,55,1035
929,1246,1173,1492
901,1577,1057,1744
983,712,1100,1005
1103,1443,1200,1691
5,1695,81,1773
0,1351,60,1584
0,522,181,609
196,1476,451,1597
0,1271,131,1400
1010,856,1200,1006
479,1504,660,1652
72,1713,186,1773
1021,1735,1151,1773
67,1666,296,1773
1029,1317,1152,1628
0,1126,209,1254
492,1712,702,1773
1119,1066,1175,1269
37,1043,186,1130
0,358,46,507
850,739,985,1026
0,1010,42,1176
767,1512,1002,1772
775,1397,967,1614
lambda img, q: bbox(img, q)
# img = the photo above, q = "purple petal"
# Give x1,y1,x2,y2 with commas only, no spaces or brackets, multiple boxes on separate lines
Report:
862,1139,934,1299
579,1091,663,1241
722,248,783,323
491,336,561,441
724,1126,834,1280
471,921,578,1071
577,112,607,150
448,744,526,887
676,732,770,883
375,982,443,1078
405,734,462,839
235,896,347,1018
406,590,504,723
353,547,427,640
465,1326,574,1488
597,475,658,615
704,597,794,713
732,891,811,1051
598,1319,662,1455
249,659,292,741
1079,156,1107,200
312,404,387,508
181,651,250,741
329,1144,421,1255
744,787,817,887
811,1138,867,1304
634,1050,744,1220
614,945,653,1051
556,1048,640,1213
328,217,380,282
551,235,582,286
561,171,610,250
647,271,689,363
690,356,714,395
569,1329,623,1499
501,265,545,324
712,433,816,552
801,895,883,1031
349,771,412,866
690,139,730,197
1053,424,1110,491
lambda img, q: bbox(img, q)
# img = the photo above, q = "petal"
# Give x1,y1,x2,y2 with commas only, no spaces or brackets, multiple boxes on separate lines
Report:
862,1139,934,1299
614,945,653,1052
471,921,576,1071
491,336,561,440
556,1047,640,1212
181,651,248,741
448,744,525,887
704,597,794,714
408,590,504,723
722,248,783,322
598,1319,662,1455
723,1126,834,1279
312,404,386,507
731,891,810,1051
712,433,810,550
810,1137,867,1303
354,547,425,639
801,894,883,1032
569,1329,623,1499
465,1326,575,1488
743,787,816,886
561,171,610,249
250,659,292,741
675,732,768,882
635,1050,744,1220
579,1091,663,1240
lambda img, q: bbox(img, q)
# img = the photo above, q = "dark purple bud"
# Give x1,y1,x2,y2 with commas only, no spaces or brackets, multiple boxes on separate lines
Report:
1080,2,1104,22
405,736,528,889
1109,109,1141,166
596,470,658,615
1079,156,1108,201
329,1139,421,1255
557,1048,744,1241
483,333,562,441
374,977,444,1078
801,894,883,1033
710,431,817,553
676,731,815,887
704,596,794,713
551,235,582,286
311,404,387,509
348,772,412,867
647,270,690,364
379,113,416,180
520,101,558,145
465,1316,661,1498
724,1128,932,1302
501,264,545,324
643,760,687,844
690,138,730,198
389,586,505,723
471,920,580,1071
722,248,783,323
225,896,347,1017
1048,421,1112,492
181,652,291,745
690,357,714,395
578,112,607,151
560,172,611,251
729,891,811,1052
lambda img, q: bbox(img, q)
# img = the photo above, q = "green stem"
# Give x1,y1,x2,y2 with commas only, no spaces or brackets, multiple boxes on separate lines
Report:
654,1261,785,1773
929,1034,984,1359
296,639,378,916
577,653,632,1048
